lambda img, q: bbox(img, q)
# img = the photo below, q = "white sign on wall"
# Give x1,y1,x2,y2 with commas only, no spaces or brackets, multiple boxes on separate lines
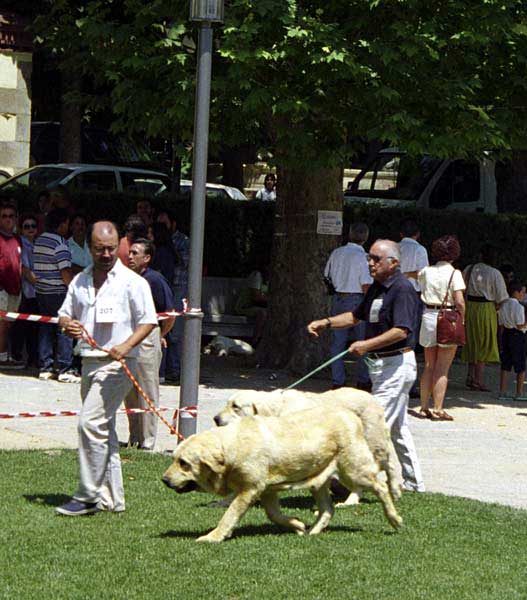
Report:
317,210,343,235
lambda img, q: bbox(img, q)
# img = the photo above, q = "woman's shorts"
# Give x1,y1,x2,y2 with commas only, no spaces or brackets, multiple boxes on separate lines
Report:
419,307,457,348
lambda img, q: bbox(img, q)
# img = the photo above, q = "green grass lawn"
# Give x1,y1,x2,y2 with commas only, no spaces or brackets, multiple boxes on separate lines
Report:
1,449,526,600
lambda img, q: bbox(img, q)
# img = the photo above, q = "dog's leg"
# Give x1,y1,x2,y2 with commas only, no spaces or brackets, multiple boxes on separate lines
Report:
308,482,334,535
384,436,403,503
260,491,306,535
335,487,363,508
196,489,260,543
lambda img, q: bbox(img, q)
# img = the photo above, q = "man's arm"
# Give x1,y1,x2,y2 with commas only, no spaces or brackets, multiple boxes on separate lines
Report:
348,327,409,356
108,323,156,361
160,316,175,338
307,311,359,337
60,267,73,286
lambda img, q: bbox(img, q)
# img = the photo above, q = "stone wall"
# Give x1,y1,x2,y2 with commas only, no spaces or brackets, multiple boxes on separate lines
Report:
0,50,32,177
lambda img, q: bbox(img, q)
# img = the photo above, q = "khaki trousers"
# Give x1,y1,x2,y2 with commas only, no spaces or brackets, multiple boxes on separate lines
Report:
124,329,162,450
74,357,136,512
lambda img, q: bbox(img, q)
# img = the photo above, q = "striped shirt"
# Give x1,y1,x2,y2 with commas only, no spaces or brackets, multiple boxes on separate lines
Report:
33,232,71,295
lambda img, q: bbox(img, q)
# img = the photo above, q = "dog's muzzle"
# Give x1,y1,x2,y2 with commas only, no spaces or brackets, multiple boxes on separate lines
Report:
162,477,198,494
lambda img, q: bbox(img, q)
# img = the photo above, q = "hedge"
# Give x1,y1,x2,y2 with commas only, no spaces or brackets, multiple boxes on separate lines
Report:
2,187,526,280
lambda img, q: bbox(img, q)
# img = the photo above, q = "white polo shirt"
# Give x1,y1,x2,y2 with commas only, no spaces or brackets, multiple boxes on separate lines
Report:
399,237,429,292
498,298,526,330
463,262,508,304
58,258,158,357
324,243,372,293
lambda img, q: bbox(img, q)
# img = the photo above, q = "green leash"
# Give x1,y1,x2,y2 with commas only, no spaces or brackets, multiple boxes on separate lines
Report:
285,351,377,390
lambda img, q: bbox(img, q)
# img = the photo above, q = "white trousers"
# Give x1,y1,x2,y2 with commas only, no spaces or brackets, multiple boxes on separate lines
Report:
124,329,162,450
75,357,136,511
369,350,425,492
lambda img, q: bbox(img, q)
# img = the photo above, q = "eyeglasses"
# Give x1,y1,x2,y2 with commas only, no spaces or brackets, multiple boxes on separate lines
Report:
22,223,37,230
367,254,396,263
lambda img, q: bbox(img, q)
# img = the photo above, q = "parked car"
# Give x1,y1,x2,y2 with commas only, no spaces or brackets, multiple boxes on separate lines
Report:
344,148,498,213
0,164,172,195
179,179,248,201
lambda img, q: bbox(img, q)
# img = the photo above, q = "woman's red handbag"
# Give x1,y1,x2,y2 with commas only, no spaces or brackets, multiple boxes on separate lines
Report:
436,270,466,346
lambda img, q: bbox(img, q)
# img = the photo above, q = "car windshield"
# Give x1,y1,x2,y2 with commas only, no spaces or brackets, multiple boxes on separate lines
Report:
0,166,74,190
348,154,442,201
226,187,248,201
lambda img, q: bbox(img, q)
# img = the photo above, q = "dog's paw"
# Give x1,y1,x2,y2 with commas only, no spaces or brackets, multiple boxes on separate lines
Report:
389,514,403,530
196,531,225,543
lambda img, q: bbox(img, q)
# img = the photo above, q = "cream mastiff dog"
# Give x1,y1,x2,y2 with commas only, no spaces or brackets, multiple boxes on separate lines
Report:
214,388,402,505
162,407,402,542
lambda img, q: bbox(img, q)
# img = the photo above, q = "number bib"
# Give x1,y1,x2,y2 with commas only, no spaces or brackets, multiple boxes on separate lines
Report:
96,298,117,323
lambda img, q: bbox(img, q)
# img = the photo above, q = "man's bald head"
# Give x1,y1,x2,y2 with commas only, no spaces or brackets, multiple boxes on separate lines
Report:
367,239,400,282
89,221,120,273
88,221,119,247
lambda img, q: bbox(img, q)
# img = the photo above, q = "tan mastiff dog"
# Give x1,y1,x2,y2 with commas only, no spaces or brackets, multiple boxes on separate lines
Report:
163,407,402,543
214,388,402,505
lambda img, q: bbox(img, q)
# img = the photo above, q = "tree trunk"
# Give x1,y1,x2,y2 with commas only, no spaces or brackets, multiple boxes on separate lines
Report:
60,70,82,162
257,166,343,375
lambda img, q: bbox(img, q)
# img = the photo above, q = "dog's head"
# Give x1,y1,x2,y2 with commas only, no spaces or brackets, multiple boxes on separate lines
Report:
162,431,227,495
213,390,282,426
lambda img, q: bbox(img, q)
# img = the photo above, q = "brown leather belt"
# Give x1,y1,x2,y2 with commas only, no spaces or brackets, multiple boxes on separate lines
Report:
425,304,453,309
369,347,412,359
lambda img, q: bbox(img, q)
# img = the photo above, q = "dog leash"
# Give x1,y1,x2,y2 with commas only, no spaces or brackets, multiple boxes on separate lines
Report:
78,324,185,441
285,351,377,390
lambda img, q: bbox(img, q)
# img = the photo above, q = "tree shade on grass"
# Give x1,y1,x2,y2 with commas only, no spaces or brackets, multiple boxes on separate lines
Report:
1,449,526,600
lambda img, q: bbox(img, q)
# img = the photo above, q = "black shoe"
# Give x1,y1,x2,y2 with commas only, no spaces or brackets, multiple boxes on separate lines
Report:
164,373,180,384
355,380,372,392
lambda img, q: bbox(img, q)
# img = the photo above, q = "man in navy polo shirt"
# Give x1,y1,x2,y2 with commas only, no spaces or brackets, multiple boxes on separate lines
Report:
308,239,424,493
126,238,175,450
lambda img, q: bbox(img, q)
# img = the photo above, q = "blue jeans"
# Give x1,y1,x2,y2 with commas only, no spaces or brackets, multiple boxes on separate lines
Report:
330,293,369,386
166,286,186,377
36,293,73,374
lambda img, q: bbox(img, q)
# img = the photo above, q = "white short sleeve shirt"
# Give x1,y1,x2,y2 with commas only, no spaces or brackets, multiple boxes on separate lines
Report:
58,258,158,357
418,262,465,306
324,243,372,293
498,298,526,330
399,237,429,292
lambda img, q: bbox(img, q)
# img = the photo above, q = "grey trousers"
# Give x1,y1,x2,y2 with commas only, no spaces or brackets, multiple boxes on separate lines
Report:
75,357,136,511
124,329,162,450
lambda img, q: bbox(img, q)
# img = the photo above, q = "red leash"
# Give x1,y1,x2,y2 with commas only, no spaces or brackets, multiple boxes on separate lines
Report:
78,324,185,441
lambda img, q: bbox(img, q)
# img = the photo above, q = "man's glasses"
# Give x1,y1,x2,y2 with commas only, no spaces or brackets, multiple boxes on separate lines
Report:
367,254,396,263
22,223,37,230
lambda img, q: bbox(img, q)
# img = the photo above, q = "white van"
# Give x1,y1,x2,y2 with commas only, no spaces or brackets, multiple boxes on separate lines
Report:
344,148,497,213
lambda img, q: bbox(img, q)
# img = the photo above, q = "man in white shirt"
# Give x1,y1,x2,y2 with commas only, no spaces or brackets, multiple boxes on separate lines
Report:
324,222,372,389
399,219,429,396
255,173,276,201
56,221,158,516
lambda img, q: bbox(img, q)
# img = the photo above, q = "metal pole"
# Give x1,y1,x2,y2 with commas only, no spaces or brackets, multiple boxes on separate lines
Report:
178,22,213,439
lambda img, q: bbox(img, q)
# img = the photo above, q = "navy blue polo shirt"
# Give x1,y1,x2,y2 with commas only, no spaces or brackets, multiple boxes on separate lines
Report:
354,269,418,352
142,267,175,313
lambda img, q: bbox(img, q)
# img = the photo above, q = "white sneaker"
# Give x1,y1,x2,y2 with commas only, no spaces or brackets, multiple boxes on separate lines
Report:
58,372,81,384
39,371,55,381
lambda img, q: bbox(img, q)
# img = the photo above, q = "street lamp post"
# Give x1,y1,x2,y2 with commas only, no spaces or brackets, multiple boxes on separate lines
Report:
178,0,224,439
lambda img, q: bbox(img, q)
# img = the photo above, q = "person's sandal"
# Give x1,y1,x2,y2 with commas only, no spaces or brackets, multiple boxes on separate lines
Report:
419,408,434,420
432,410,454,421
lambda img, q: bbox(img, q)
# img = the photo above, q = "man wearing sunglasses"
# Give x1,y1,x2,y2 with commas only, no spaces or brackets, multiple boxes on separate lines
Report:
308,239,424,495
0,202,23,368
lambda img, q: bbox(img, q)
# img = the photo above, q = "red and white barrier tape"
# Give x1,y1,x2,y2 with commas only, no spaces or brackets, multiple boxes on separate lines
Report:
0,300,202,324
0,405,198,420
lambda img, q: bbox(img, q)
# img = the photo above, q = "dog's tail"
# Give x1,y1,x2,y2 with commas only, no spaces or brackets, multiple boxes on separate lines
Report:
385,432,402,502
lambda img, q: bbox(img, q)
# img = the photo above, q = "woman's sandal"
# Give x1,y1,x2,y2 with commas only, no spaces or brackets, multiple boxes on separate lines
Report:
418,408,434,420
432,410,454,421
468,382,491,392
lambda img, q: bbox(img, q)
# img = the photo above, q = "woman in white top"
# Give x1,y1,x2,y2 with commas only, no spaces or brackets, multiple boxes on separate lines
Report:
417,235,466,421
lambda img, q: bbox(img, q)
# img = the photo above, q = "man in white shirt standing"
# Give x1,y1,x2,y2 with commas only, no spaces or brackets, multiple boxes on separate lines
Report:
399,219,429,396
324,222,372,389
56,221,158,516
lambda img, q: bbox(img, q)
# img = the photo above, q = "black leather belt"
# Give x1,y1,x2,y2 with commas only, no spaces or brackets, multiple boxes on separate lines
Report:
425,304,453,309
369,347,412,359
467,295,491,302
335,292,362,296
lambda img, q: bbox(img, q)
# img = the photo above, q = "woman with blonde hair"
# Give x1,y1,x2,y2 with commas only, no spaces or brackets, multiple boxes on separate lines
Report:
417,235,465,421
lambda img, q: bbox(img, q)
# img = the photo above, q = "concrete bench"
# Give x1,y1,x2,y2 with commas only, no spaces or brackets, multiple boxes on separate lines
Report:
201,276,254,339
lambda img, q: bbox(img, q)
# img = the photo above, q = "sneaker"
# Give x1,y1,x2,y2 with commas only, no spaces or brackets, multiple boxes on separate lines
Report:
0,358,25,370
56,499,99,516
38,371,55,381
58,371,81,384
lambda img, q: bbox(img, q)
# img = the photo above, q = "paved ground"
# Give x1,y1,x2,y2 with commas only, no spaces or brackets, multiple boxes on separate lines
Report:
1,355,526,510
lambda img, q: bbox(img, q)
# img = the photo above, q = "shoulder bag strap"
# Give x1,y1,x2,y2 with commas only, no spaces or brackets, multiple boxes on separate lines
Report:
440,269,456,310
